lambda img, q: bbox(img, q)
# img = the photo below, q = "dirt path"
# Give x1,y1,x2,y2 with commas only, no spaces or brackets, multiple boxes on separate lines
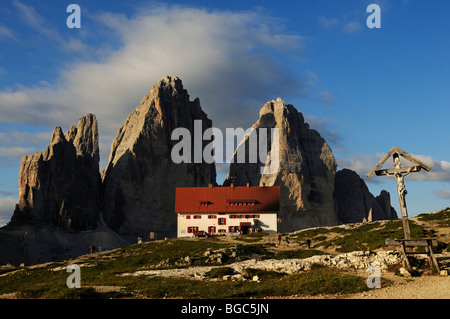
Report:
344,275,450,299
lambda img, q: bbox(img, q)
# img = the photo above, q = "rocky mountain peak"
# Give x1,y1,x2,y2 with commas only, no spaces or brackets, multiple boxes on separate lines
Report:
225,98,338,232
50,126,66,145
334,168,397,223
102,76,216,237
73,113,99,161
11,114,101,230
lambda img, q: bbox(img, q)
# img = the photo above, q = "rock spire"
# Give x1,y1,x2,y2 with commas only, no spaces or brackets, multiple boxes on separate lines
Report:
11,114,101,230
224,98,338,231
102,76,216,237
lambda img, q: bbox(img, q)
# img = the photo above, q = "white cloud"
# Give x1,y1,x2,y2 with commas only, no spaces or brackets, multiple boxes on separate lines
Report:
0,131,51,147
434,190,450,199
337,152,450,183
343,21,363,33
0,131,51,162
318,16,339,29
318,15,363,34
336,152,380,180
408,154,450,181
0,24,16,41
0,146,37,159
0,5,305,165
0,190,16,196
0,197,17,226
12,0,86,52
305,71,319,87
319,90,334,103
304,114,341,147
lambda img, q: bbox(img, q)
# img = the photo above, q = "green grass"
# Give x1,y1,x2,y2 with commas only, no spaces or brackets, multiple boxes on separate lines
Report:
241,268,286,280
204,267,235,278
235,244,274,260
417,208,450,227
291,228,330,240
4,208,449,299
0,253,371,299
308,220,428,253
126,266,370,299
97,239,231,273
235,232,269,242
417,208,450,221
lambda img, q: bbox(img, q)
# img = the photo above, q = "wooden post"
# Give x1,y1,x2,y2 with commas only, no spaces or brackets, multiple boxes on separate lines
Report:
397,189,411,240
399,241,411,270
426,239,441,273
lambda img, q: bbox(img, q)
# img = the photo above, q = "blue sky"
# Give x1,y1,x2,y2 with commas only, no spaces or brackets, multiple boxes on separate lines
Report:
0,0,449,225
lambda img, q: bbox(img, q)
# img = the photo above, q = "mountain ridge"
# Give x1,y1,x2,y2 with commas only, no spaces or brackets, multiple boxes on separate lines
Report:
1,75,397,265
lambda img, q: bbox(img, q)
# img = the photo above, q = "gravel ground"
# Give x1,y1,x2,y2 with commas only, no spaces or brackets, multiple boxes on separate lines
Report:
345,275,450,299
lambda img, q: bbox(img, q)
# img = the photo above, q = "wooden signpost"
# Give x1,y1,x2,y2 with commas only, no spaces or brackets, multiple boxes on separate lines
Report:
367,146,440,272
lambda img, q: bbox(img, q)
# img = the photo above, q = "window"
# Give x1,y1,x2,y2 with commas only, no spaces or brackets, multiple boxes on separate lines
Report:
218,229,226,233
186,215,191,219
187,226,198,233
228,226,239,232
228,201,257,206
193,215,202,219
208,215,216,219
218,218,226,225
208,226,216,233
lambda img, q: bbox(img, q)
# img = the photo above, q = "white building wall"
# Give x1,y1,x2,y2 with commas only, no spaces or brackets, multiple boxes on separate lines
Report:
177,213,277,238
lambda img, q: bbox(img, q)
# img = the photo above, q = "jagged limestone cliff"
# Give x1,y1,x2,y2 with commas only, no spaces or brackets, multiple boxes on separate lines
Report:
224,98,338,231
102,76,216,237
11,114,100,230
6,76,398,263
334,169,397,223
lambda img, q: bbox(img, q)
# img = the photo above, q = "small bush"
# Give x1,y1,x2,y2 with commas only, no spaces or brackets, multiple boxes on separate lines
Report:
236,244,274,260
205,267,235,278
292,228,329,240
242,268,286,280
417,208,450,221
57,287,100,299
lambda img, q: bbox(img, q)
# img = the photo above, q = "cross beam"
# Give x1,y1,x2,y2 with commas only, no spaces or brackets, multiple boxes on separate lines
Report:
366,146,431,178
375,165,422,176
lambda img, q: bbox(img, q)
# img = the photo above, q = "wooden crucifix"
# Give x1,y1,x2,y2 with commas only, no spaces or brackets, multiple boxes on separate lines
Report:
367,146,431,239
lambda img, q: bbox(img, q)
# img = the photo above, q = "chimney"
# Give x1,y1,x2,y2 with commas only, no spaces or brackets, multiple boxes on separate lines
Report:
246,182,250,187
230,182,234,187
208,184,213,188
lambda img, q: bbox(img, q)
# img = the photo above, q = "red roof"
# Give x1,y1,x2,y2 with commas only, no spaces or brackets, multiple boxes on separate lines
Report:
175,186,280,214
